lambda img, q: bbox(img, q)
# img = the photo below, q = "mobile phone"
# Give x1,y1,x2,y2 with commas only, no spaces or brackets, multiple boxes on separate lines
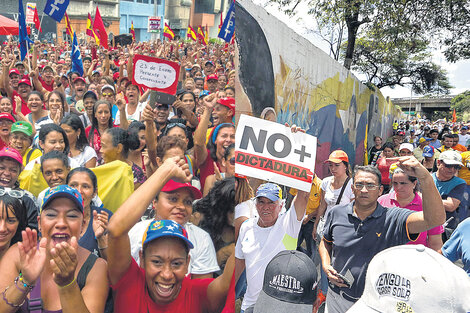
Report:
336,270,354,288
148,90,176,108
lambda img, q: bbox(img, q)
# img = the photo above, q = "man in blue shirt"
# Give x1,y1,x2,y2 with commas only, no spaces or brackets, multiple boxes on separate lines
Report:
318,157,445,313
441,217,470,276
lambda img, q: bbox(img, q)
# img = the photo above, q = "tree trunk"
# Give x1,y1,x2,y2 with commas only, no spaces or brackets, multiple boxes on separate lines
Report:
343,23,358,70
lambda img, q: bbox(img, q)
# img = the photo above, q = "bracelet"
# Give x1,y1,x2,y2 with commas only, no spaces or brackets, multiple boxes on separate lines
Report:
98,246,108,250
1,286,26,308
17,273,34,290
58,277,76,289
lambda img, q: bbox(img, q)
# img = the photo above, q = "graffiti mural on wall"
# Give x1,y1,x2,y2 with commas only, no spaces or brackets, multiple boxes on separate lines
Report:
236,0,400,178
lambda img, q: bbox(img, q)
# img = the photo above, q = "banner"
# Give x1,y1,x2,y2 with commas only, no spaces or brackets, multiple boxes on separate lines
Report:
26,3,36,24
235,115,317,192
132,54,180,95
218,1,235,42
148,16,161,33
44,0,69,22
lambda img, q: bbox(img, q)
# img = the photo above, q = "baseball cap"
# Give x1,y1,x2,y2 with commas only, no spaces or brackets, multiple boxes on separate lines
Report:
206,74,218,81
422,146,435,158
41,185,84,213
399,143,414,152
346,245,470,313
11,121,33,137
191,64,201,69
18,79,31,87
397,131,405,136
160,179,202,200
216,97,235,115
92,70,101,76
253,250,317,313
462,126,468,130
83,90,98,101
15,61,24,67
43,65,54,73
142,219,194,249
418,137,431,144
101,84,115,93
325,150,349,163
205,60,214,66
73,77,86,85
438,150,463,166
83,56,92,62
0,113,15,123
0,147,22,166
198,90,210,99
113,72,120,81
256,183,282,202
9,68,20,77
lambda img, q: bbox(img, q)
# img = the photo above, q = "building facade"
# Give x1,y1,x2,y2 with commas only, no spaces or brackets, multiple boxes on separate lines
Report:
119,0,165,42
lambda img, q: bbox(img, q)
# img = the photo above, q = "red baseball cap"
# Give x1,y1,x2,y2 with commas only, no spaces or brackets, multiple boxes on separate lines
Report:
216,97,235,115
0,147,22,166
325,150,349,163
113,72,120,81
18,79,31,87
9,69,20,77
73,77,86,84
0,113,15,123
207,74,218,81
161,180,202,200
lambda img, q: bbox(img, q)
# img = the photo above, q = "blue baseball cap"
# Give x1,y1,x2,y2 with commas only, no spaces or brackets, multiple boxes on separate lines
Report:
423,146,435,158
42,185,84,213
256,183,282,202
142,220,194,249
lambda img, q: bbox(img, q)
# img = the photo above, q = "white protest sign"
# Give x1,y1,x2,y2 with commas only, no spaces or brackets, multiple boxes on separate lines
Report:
235,114,317,192
132,54,180,94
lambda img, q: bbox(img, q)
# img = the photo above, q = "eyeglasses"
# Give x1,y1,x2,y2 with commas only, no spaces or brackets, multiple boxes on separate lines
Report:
353,183,380,190
0,188,24,199
229,157,235,165
443,163,461,170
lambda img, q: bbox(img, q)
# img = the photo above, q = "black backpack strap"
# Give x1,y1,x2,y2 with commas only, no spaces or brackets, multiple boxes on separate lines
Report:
77,253,98,290
336,177,351,205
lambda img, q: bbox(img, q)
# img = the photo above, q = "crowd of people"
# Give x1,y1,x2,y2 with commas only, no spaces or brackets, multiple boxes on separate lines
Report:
234,118,470,313
0,36,237,313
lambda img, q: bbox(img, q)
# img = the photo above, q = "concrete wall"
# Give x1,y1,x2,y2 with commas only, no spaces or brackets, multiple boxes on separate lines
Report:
120,1,165,42
236,0,400,177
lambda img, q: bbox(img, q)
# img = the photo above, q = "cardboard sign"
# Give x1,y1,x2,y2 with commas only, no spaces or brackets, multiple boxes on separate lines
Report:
235,115,317,192
26,3,36,24
132,54,180,95
148,16,162,33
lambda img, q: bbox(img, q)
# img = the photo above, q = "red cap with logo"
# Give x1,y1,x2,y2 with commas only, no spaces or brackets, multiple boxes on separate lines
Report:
0,113,15,123
207,74,219,81
9,69,20,77
18,79,31,86
216,97,235,115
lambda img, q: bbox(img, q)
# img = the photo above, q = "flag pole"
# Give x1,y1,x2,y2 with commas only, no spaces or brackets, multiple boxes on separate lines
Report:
25,40,33,85
38,12,45,34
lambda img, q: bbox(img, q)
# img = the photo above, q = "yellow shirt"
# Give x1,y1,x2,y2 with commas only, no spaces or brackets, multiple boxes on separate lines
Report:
459,151,470,185
289,175,322,215
22,147,42,167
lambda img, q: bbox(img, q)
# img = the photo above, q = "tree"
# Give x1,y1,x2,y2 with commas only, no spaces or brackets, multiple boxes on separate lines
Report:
451,91,470,120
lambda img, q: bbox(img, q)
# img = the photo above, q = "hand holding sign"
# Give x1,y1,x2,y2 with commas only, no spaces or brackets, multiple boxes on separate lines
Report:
132,54,180,95
235,115,317,192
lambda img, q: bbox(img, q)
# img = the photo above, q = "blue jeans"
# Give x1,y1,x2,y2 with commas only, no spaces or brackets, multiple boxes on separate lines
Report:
236,269,247,300
297,220,316,260
459,185,470,222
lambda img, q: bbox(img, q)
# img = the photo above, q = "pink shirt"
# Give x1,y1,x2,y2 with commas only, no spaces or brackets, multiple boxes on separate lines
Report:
378,191,444,247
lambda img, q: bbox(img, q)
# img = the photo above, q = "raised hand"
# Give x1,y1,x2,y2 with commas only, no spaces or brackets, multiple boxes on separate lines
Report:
49,237,79,287
161,156,192,183
93,210,109,239
202,93,218,109
18,228,47,285
115,93,126,111
388,156,427,179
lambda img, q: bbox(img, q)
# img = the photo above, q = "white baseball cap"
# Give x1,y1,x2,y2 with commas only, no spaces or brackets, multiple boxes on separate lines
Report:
399,143,414,153
439,150,464,166
347,245,470,313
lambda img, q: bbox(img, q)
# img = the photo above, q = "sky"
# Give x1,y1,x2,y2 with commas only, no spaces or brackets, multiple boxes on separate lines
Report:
252,0,470,99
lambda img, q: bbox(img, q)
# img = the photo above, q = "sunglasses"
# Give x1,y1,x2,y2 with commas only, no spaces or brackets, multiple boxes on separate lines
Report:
443,163,461,170
0,188,24,199
102,92,114,97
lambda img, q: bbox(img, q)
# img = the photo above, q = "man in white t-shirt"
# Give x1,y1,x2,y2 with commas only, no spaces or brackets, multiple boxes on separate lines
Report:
459,126,470,147
235,183,308,312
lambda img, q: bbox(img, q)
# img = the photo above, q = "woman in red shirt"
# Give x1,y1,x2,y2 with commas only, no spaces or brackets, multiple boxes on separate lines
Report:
85,100,113,165
107,156,234,313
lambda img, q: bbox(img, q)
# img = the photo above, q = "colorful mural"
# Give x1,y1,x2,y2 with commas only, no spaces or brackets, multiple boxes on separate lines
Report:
236,0,401,178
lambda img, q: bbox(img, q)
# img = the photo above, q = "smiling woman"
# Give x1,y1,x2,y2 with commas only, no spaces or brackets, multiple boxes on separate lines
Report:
0,185,109,313
0,195,27,261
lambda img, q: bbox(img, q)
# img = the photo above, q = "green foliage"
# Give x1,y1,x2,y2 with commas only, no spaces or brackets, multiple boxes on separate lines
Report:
266,0,464,94
451,91,470,120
